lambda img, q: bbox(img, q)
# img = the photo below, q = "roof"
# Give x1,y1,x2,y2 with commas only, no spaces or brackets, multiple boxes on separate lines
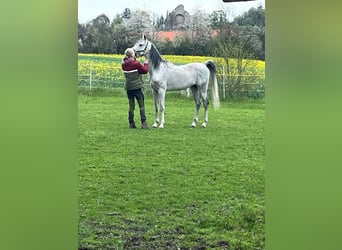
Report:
152,30,218,42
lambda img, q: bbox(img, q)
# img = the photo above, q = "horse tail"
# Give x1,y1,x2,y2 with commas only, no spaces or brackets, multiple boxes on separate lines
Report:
205,60,220,109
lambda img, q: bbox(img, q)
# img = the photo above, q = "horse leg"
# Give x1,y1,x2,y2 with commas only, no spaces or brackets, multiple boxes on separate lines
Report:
190,86,201,127
200,88,209,128
158,89,166,128
152,88,159,128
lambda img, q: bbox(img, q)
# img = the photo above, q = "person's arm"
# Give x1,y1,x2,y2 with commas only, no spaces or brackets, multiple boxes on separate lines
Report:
135,60,149,74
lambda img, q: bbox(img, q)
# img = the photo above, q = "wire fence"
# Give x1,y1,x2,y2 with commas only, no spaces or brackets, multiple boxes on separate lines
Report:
78,64,265,99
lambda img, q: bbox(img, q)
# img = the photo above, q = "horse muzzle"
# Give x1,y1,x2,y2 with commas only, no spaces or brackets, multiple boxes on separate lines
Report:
134,50,144,58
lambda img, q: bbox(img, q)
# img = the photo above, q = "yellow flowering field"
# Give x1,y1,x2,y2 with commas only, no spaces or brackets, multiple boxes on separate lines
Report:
78,53,265,92
78,53,125,88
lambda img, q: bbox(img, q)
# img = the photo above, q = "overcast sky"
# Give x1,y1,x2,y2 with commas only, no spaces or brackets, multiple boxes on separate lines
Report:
78,0,265,24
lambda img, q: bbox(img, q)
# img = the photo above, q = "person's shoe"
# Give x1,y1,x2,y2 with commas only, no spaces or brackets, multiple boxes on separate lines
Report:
129,123,137,129
141,121,149,129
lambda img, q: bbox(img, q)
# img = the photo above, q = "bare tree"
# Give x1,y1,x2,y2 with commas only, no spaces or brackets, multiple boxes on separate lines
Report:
214,22,261,97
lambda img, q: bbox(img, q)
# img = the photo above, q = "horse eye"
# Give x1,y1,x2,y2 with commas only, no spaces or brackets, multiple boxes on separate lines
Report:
139,44,143,46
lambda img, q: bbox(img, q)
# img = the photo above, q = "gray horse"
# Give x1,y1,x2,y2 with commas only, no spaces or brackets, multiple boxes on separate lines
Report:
133,35,220,128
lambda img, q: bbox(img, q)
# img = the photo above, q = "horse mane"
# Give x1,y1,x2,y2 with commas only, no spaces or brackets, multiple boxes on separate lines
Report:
149,43,168,70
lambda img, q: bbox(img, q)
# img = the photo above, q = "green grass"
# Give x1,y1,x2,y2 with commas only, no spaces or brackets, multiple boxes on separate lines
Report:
78,91,265,249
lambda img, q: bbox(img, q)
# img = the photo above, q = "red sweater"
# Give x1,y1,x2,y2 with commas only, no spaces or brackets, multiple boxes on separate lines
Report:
121,57,148,73
121,57,149,90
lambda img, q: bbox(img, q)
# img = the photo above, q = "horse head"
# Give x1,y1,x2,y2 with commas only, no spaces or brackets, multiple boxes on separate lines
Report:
132,35,151,58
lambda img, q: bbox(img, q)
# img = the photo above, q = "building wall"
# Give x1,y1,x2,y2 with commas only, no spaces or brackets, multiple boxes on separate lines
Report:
164,4,190,30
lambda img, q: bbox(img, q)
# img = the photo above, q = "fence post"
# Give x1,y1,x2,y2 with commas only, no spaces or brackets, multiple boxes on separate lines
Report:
89,63,92,90
222,65,226,100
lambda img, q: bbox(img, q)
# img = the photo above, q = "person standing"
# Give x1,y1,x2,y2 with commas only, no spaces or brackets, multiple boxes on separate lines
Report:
121,48,149,129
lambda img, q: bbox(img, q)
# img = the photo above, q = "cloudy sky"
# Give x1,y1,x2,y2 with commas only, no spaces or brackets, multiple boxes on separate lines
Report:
78,0,265,23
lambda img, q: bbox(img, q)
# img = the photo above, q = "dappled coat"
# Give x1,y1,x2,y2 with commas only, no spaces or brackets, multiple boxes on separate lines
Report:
121,57,148,90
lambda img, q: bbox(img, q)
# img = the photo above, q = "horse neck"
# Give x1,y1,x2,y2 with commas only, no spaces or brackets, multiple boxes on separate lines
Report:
147,43,163,70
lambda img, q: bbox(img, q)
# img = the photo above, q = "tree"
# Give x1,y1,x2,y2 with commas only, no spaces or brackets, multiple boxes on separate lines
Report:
92,14,114,54
78,14,114,53
77,5,265,58
213,21,262,96
78,22,85,48
189,9,211,55
174,35,192,55
235,6,265,28
78,22,97,53
124,9,153,43
209,10,229,30
111,14,129,54
152,14,165,31
233,6,265,60
156,39,174,55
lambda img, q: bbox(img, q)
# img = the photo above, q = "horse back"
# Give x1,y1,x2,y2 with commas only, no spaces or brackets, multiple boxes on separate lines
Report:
150,62,210,91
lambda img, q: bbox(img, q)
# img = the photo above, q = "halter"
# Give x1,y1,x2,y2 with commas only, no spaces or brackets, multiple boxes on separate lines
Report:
134,40,150,56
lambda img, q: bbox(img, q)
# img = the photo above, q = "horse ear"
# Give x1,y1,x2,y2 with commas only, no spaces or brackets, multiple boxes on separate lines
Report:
143,34,147,41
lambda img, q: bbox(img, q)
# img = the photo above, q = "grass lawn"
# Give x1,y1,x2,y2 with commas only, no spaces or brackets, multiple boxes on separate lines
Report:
78,90,265,249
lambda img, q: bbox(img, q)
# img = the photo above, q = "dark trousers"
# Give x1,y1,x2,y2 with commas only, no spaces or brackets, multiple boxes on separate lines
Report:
127,88,146,124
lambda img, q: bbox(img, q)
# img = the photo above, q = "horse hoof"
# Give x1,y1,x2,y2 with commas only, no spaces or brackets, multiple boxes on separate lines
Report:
191,122,196,128
159,124,164,129
152,123,158,128
201,123,207,128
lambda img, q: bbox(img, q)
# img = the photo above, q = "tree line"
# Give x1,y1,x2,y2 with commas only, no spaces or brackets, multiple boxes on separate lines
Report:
78,6,265,61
